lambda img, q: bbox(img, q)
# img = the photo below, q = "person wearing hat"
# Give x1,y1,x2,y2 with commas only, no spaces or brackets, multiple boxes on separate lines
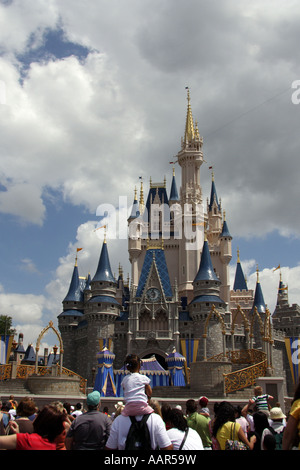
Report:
66,391,111,450
269,407,286,450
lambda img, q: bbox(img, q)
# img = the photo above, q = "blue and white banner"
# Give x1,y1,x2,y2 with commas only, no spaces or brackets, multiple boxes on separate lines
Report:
0,335,14,364
285,337,300,385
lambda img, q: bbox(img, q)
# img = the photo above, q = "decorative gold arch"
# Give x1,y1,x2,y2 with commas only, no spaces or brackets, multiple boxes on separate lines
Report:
34,321,63,373
36,321,63,352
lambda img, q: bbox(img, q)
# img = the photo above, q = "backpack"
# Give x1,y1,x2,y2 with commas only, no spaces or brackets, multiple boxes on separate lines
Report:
270,427,284,450
125,414,152,450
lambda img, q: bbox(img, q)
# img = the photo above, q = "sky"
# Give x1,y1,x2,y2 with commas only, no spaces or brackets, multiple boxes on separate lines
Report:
0,0,300,351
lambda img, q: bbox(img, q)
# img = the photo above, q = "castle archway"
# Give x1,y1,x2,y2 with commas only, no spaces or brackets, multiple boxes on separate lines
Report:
34,321,64,373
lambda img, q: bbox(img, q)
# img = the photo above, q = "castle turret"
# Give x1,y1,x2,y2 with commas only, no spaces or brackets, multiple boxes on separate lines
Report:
251,267,266,315
190,235,225,314
189,235,226,360
169,167,180,204
219,211,232,307
62,256,84,311
128,187,142,287
233,249,248,292
207,170,223,246
230,249,254,321
177,89,205,298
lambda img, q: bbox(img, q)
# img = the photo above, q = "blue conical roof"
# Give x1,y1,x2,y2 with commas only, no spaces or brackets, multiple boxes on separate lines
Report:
63,264,84,302
208,178,220,212
169,172,179,201
251,277,266,314
128,192,140,220
194,239,220,282
92,241,115,283
220,219,232,238
233,261,248,291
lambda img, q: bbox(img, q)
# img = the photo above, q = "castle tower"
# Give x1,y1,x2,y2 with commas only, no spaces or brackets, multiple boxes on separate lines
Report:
275,271,289,309
230,249,254,321
207,170,223,246
177,89,205,299
219,212,232,307
189,234,226,360
272,272,300,336
128,187,142,288
58,255,85,372
206,172,232,309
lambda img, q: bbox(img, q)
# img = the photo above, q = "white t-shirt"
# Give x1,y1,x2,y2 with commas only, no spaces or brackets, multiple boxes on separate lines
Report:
105,413,171,450
167,427,204,450
121,372,150,403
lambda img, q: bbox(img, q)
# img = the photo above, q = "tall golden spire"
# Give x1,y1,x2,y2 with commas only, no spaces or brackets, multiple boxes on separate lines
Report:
139,178,144,214
184,87,195,142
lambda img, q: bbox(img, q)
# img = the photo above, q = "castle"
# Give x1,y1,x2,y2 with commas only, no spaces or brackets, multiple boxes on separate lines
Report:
58,91,300,396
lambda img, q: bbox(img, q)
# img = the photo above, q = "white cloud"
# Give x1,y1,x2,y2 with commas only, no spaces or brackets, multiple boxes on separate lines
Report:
0,289,45,323
20,258,40,274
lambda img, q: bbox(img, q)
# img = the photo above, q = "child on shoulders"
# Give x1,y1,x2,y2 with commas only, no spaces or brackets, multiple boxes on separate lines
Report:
121,354,154,416
249,386,273,415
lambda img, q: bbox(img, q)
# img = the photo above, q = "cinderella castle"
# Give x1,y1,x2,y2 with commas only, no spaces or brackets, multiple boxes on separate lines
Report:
58,91,300,398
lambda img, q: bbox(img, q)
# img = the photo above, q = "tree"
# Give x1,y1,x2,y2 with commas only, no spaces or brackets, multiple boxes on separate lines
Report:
0,315,16,337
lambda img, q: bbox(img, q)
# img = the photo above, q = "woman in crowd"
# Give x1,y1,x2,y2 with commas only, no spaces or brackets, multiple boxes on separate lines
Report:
165,408,204,450
0,404,67,450
212,401,256,450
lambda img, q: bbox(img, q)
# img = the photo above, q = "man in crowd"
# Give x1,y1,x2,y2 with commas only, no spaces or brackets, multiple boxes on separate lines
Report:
66,391,111,450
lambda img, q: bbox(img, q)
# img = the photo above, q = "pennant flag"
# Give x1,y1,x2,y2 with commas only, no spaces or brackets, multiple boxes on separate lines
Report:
273,265,281,272
94,224,106,232
0,335,14,364
76,248,83,252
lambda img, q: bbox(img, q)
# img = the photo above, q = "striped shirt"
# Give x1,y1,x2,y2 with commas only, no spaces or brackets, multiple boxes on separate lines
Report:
252,394,270,411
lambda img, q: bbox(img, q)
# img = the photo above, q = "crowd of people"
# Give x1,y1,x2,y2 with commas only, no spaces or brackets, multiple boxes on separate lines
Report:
0,354,300,451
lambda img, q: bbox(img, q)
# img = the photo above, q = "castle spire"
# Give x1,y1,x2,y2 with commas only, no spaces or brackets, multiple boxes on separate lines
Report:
63,262,83,302
128,187,139,221
169,167,179,202
208,169,221,212
139,178,145,214
194,238,220,282
184,87,195,142
251,266,266,314
92,239,115,283
233,248,248,291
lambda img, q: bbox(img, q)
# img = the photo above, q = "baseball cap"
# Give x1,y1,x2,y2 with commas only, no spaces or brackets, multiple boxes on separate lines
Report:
86,391,101,407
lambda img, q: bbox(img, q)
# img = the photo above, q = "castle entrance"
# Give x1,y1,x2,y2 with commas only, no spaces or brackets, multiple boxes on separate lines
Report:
142,353,168,370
